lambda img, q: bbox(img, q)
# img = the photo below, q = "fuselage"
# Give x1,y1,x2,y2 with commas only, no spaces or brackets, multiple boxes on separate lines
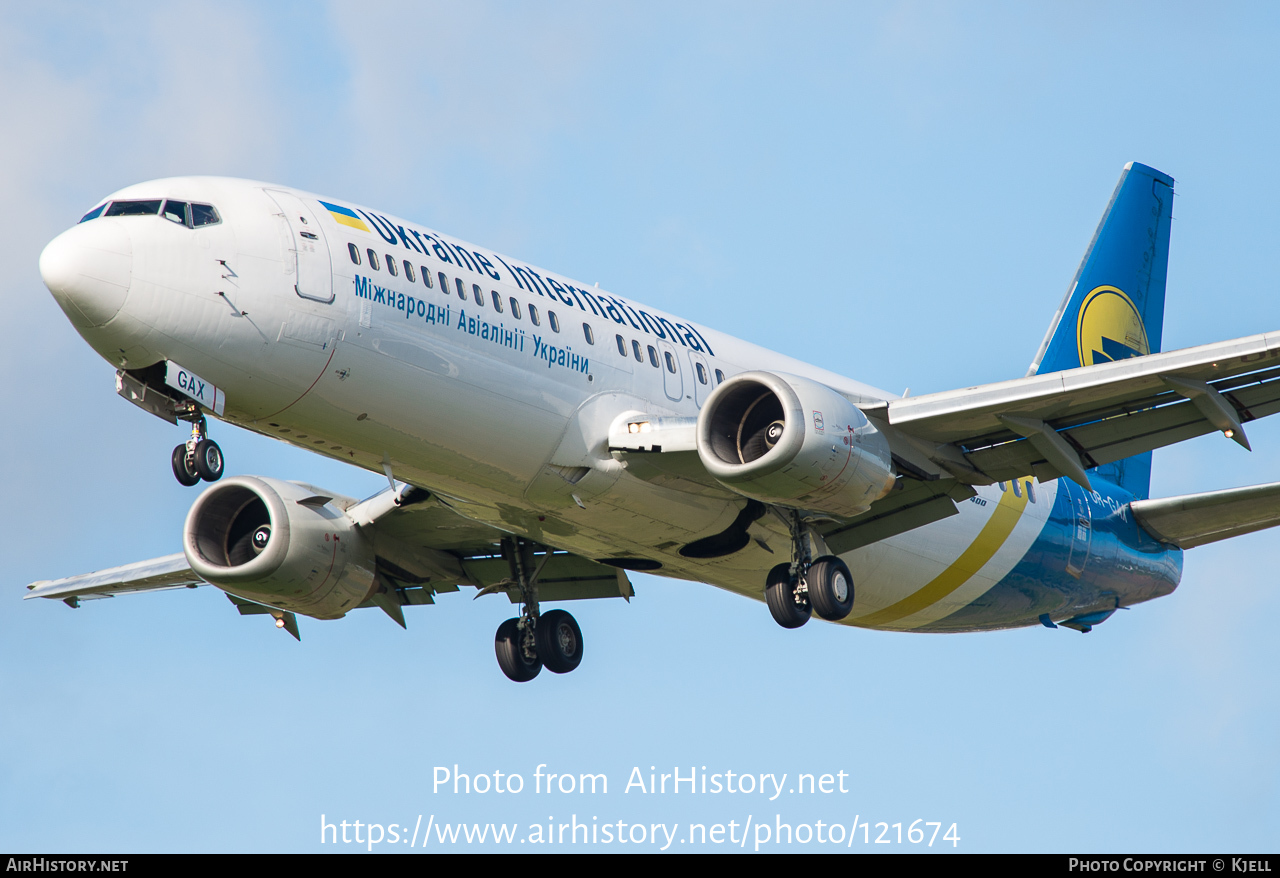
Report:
40,176,1183,632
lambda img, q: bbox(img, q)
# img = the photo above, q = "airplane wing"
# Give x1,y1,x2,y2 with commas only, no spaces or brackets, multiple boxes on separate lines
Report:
25,554,203,606
609,331,1280,554
869,330,1280,489
1130,481,1280,549
25,485,633,621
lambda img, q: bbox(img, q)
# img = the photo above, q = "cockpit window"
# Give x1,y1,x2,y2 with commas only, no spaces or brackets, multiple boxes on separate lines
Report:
79,204,106,223
162,200,189,225
105,200,162,217
190,203,221,227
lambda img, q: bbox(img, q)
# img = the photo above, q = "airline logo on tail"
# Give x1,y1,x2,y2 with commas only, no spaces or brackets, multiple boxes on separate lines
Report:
1076,285,1149,366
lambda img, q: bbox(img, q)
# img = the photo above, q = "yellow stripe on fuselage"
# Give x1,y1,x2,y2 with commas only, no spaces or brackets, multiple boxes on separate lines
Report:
331,212,370,232
854,482,1030,628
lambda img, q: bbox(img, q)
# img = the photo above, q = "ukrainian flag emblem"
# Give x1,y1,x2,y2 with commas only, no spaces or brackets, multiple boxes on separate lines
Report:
318,200,370,233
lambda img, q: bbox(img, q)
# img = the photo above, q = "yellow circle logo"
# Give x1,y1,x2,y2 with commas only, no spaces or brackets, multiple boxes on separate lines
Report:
1076,285,1148,367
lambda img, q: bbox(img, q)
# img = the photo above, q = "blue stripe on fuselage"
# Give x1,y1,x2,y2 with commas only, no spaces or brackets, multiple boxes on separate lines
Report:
919,477,1182,632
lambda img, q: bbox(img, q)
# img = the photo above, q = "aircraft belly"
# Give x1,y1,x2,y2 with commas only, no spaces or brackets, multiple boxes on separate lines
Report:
923,481,1182,632
842,479,1057,631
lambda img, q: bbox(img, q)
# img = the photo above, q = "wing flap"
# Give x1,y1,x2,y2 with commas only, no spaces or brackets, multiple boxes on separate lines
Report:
461,553,633,602
820,478,976,554
887,330,1280,442
1131,481,1280,549
878,331,1280,485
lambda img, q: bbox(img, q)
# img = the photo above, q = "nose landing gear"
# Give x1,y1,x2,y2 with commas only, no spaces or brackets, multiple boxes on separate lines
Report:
170,409,223,486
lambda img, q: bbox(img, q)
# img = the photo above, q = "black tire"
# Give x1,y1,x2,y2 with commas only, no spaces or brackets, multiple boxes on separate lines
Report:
536,609,583,674
764,562,810,628
194,439,224,482
495,618,541,682
808,555,855,621
171,444,200,486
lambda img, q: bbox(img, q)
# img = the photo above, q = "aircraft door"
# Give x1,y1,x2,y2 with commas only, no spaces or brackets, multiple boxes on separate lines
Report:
1064,481,1093,578
266,189,334,303
657,339,684,403
687,350,712,406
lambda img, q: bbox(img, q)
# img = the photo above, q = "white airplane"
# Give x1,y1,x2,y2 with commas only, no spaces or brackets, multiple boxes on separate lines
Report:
28,163,1280,681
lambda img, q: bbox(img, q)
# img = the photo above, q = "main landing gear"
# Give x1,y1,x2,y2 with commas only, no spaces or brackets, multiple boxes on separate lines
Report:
171,409,224,487
764,511,854,629
492,537,584,682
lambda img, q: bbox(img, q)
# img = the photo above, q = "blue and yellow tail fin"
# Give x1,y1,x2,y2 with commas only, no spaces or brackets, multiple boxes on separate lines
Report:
1028,162,1175,499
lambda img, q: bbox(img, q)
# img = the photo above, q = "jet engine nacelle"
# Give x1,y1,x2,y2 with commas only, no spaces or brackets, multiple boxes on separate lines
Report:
696,371,895,518
183,475,376,619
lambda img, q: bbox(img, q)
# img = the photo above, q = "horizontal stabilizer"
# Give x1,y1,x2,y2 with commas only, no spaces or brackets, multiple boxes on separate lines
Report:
1131,481,1280,549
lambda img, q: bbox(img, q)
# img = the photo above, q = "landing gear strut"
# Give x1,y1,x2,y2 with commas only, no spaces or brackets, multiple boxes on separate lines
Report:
170,407,223,486
492,537,584,682
764,510,854,628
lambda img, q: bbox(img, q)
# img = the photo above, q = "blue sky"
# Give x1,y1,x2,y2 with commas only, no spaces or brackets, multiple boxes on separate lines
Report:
2,1,1278,852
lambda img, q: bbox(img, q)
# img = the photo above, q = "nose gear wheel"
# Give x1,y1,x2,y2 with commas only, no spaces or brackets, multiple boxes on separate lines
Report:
171,444,200,486
170,408,223,486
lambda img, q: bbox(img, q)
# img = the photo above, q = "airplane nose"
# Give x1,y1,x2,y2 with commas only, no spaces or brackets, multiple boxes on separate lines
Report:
39,220,133,328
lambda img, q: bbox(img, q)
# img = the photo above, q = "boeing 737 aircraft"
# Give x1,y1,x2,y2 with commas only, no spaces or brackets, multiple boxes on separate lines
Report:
28,162,1280,681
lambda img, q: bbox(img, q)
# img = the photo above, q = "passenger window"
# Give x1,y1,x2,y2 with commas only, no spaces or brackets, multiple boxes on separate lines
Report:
491,291,503,312
510,298,522,319
715,369,725,384
1012,479,1022,498
386,256,398,277
79,204,106,223
998,481,1007,492
105,200,162,217
456,278,466,300
696,363,708,384
529,305,541,326
1026,481,1036,503
473,284,484,307
549,311,560,332
404,261,415,283
664,351,676,373
583,323,595,345
438,272,448,294
348,243,361,265
368,249,381,271
632,340,643,362
647,346,659,368
422,268,433,288
161,200,189,225
190,203,220,226
616,334,626,356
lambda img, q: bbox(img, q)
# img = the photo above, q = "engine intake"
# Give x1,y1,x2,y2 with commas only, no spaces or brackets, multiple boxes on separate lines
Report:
184,475,376,619
697,371,894,518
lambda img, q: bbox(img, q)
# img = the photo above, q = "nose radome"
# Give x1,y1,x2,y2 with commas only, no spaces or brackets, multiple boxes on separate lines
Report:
39,220,132,328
